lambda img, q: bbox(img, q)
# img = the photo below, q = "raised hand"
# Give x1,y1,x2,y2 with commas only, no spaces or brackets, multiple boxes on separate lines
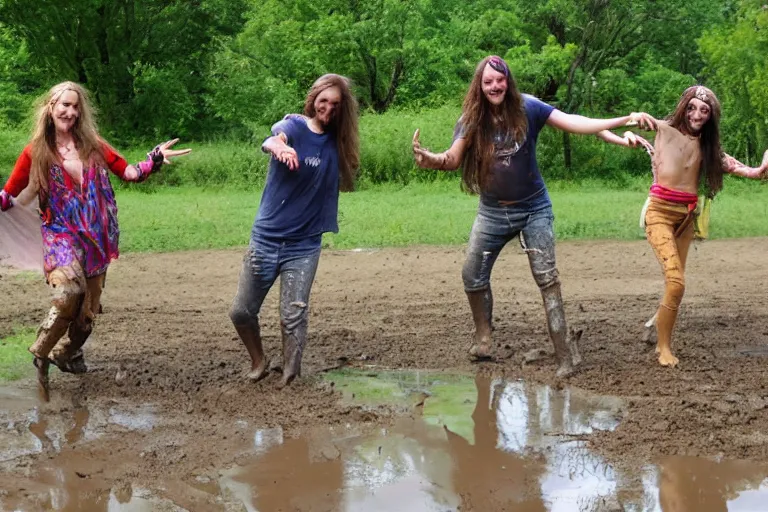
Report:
155,138,192,165
412,129,429,166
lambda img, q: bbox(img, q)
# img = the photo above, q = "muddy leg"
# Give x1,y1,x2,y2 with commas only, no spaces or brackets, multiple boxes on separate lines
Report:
277,252,320,389
50,272,105,374
645,209,692,368
522,210,581,377
29,266,86,396
462,209,507,361
229,244,277,382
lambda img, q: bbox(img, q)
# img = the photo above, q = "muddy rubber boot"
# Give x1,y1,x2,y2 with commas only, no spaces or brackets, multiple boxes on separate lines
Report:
467,289,493,360
33,357,51,402
541,283,581,378
50,322,91,374
278,330,304,389
233,322,269,382
29,307,73,362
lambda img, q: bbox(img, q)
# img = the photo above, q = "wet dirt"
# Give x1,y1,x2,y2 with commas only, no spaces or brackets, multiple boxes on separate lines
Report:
3,371,768,511
3,238,768,510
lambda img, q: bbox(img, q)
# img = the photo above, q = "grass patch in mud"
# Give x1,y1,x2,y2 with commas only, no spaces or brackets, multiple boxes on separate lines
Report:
324,369,477,440
0,327,35,382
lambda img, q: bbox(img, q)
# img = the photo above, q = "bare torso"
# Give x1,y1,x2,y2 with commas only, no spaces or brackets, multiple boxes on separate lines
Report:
652,121,701,194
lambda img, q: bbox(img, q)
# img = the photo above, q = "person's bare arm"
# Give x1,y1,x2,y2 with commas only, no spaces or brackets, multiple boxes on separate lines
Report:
412,129,467,171
547,110,657,134
721,150,768,179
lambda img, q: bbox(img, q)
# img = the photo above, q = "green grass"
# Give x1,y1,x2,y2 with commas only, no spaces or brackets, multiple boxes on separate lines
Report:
115,176,768,253
0,327,35,382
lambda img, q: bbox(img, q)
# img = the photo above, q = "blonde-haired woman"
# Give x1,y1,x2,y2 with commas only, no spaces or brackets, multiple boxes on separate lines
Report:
0,81,190,394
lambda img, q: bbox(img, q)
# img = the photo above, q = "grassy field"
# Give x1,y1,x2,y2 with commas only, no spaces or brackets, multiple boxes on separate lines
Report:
0,327,35,382
115,176,768,253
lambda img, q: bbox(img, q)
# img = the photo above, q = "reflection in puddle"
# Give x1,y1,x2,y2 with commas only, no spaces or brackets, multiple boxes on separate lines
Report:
215,372,624,511
4,372,768,511
644,456,768,511
0,386,158,464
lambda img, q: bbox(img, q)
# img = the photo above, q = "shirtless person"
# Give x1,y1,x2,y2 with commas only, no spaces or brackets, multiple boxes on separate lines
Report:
598,85,768,367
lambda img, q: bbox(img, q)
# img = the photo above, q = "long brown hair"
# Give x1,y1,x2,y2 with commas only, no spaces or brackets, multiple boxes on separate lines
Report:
303,74,360,192
26,82,106,208
460,56,527,194
667,85,723,198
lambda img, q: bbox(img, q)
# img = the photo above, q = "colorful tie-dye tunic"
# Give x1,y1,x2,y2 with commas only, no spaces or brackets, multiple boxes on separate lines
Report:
2,143,130,278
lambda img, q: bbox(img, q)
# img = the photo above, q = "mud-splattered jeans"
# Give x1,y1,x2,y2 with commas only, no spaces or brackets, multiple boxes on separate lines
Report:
230,235,321,343
462,197,559,293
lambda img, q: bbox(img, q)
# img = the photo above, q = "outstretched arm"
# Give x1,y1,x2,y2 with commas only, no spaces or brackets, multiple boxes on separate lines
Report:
547,110,657,134
262,132,299,171
119,139,191,182
412,129,467,171
721,150,768,179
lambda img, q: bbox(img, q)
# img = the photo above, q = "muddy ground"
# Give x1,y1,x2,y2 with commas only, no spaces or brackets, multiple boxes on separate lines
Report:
2,238,768,508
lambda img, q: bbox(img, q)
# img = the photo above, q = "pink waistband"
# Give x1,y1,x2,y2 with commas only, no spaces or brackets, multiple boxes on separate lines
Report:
649,184,698,210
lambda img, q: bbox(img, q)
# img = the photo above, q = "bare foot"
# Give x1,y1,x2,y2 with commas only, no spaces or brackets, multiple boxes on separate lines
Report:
469,342,492,361
246,357,269,382
657,350,679,367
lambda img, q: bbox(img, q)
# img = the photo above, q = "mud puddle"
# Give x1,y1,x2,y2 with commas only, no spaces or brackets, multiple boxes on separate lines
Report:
2,371,768,511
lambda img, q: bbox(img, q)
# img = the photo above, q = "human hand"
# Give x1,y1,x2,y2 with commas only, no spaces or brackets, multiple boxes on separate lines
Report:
274,143,299,171
0,190,13,212
627,112,657,131
154,138,191,165
412,129,445,168
623,131,654,154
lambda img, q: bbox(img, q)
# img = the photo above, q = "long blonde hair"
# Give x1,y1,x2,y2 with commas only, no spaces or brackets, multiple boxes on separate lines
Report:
303,74,360,192
26,82,105,207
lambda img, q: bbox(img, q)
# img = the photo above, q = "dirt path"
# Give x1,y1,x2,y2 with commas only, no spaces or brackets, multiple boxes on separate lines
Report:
2,238,768,505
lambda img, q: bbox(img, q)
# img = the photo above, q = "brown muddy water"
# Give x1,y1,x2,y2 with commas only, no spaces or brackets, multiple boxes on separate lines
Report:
2,371,768,511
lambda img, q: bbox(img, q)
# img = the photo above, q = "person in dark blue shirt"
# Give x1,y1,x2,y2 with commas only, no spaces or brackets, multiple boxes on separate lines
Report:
412,55,654,377
230,74,360,388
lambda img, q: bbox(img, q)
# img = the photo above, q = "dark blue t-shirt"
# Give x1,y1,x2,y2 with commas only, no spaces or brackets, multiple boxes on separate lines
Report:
453,94,555,203
252,115,340,240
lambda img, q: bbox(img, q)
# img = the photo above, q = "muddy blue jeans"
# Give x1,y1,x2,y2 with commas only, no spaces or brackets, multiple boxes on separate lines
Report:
462,193,559,293
230,234,321,341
